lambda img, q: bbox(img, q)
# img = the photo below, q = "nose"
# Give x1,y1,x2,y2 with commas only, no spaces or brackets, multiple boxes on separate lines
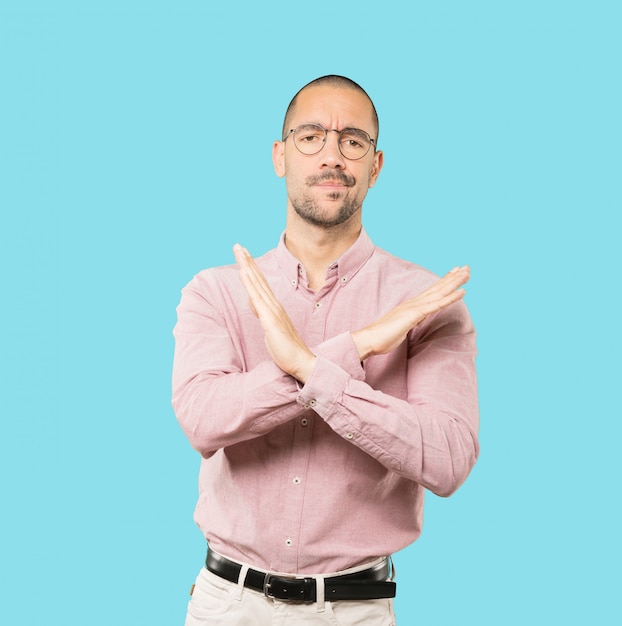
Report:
320,130,346,169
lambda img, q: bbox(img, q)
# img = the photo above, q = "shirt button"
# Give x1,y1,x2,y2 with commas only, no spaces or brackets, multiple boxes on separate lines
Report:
341,276,347,283
300,418,309,427
346,432,354,440
285,538,293,547
308,399,317,407
291,279,297,286
315,302,321,308
293,477,301,485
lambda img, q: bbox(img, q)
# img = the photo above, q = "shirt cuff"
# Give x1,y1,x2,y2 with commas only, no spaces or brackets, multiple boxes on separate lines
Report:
296,355,350,418
311,332,365,381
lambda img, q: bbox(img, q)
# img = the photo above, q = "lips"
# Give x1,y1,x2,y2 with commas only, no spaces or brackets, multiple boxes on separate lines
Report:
316,180,349,187
307,173,355,187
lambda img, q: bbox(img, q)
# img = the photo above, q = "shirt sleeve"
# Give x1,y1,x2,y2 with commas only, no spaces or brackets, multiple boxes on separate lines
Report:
296,302,480,497
171,272,369,458
171,271,300,457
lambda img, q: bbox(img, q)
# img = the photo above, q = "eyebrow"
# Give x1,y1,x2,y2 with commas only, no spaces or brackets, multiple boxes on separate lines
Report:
295,122,375,137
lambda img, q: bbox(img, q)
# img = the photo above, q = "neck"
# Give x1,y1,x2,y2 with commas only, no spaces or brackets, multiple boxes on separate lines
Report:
284,211,361,291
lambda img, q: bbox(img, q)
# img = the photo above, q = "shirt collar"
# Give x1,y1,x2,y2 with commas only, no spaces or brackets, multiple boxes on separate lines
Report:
276,227,375,290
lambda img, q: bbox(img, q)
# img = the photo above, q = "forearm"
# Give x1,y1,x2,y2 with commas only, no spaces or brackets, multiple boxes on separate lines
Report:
172,357,305,457
172,330,365,458
171,272,309,456
298,312,480,496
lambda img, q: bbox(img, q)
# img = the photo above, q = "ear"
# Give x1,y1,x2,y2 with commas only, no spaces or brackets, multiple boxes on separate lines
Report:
272,140,286,178
368,150,384,188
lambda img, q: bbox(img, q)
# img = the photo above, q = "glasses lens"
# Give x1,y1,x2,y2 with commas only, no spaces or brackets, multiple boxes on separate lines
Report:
293,124,326,155
339,128,372,160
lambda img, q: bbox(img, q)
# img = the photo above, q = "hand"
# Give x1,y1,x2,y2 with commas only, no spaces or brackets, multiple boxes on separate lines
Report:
233,244,316,383
351,266,470,361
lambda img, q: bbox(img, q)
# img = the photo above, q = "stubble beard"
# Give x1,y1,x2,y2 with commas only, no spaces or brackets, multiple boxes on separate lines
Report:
292,194,362,228
290,171,363,228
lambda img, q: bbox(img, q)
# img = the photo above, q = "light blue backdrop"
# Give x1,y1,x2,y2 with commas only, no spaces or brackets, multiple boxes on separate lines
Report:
1,1,620,624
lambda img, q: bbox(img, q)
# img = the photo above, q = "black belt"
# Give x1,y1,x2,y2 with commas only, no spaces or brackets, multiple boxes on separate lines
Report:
205,549,396,602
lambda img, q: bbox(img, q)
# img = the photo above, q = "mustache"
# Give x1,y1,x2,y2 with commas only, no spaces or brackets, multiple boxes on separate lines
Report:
306,171,355,187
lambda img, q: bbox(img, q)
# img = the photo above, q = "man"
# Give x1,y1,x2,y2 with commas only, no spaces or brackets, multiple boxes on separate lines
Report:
172,75,479,625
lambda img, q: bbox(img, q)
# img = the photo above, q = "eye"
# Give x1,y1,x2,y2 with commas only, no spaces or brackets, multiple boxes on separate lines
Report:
296,125,324,143
343,137,364,149
340,129,370,152
299,133,321,143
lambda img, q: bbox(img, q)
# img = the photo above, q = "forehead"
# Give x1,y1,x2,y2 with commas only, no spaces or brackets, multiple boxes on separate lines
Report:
290,85,376,134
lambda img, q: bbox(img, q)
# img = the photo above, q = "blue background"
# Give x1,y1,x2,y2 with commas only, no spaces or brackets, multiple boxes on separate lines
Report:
1,1,620,624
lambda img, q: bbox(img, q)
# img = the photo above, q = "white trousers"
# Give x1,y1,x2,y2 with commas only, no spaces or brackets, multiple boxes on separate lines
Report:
184,560,396,625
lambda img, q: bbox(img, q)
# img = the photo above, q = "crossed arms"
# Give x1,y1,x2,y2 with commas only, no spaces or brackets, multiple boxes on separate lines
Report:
172,246,479,497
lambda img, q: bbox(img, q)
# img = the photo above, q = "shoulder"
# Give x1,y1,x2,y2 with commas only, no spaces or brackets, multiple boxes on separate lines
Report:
369,246,440,292
181,247,278,301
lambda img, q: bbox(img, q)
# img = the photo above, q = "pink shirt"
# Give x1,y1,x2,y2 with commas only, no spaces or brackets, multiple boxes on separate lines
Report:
172,229,479,574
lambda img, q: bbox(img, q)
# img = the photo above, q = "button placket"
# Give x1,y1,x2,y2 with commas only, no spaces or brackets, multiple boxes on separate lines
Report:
280,402,314,570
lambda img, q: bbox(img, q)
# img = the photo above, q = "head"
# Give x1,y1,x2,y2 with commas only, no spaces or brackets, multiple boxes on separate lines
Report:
273,75,383,230
281,75,380,142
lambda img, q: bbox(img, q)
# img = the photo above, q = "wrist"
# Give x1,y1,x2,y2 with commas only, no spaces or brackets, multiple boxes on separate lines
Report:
351,329,373,361
292,352,317,385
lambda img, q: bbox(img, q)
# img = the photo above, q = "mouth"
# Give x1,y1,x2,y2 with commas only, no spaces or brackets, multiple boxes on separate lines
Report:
315,180,349,189
307,173,355,188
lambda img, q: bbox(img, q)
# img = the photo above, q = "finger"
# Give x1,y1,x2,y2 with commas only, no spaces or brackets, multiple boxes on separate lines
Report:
431,287,466,310
233,243,247,258
247,297,258,317
234,244,275,301
447,265,470,288
414,266,470,302
233,244,269,299
400,272,468,318
414,287,467,319
435,266,470,291
240,258,283,317
234,244,269,312
234,244,290,324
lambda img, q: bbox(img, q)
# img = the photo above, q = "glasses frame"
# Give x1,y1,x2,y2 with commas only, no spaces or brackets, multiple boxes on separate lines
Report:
283,124,377,161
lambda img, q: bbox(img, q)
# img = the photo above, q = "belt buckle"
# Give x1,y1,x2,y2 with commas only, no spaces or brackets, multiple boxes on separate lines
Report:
263,573,313,602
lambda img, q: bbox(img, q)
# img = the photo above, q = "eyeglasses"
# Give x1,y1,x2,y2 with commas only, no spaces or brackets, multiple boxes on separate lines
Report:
283,123,376,160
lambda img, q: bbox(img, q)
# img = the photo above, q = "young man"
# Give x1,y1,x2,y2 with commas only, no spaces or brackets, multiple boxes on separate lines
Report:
172,75,479,625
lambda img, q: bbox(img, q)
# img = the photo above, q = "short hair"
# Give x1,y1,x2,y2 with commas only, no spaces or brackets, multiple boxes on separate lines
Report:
282,75,379,142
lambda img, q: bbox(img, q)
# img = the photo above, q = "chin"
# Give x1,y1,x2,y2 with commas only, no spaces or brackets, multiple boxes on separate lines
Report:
295,203,361,228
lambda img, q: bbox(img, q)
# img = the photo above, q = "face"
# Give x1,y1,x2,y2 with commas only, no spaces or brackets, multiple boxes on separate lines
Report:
273,85,384,229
